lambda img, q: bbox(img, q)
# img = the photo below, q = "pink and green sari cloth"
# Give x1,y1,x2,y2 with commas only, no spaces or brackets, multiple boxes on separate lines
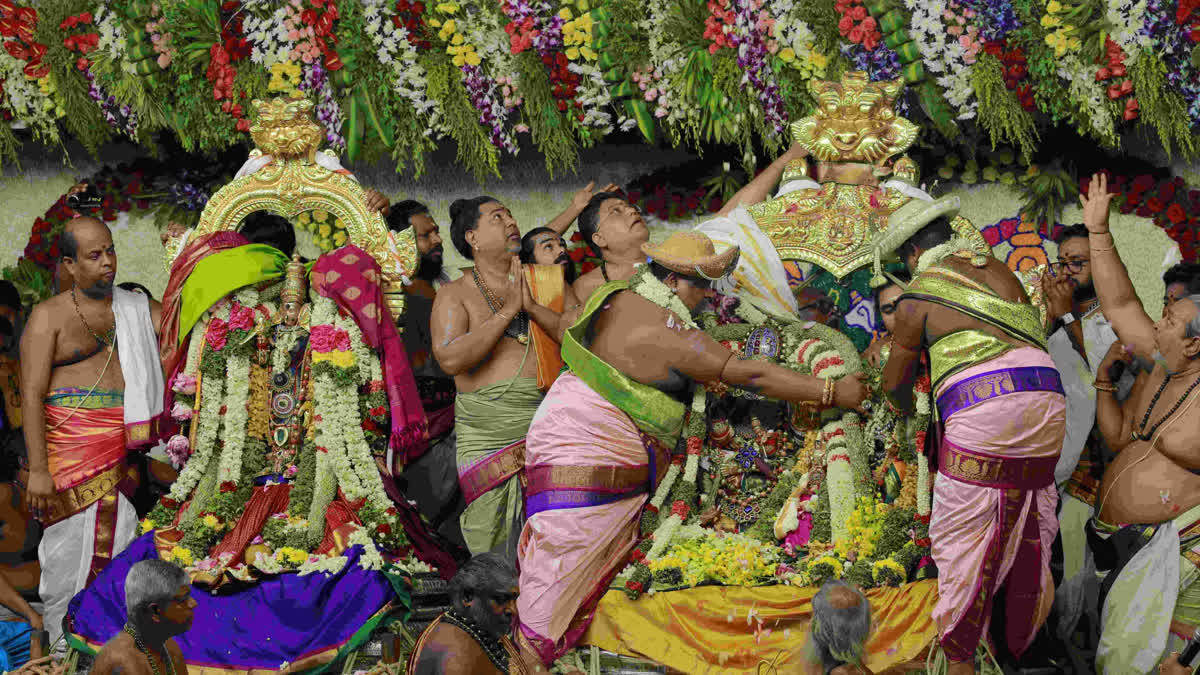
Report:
929,347,1064,663
517,282,681,665
311,245,427,460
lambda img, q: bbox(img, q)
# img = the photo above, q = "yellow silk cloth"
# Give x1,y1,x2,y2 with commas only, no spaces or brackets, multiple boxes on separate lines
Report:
524,265,565,392
582,580,939,673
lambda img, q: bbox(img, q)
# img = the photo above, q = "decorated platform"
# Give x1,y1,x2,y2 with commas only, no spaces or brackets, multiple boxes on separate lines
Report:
584,581,938,673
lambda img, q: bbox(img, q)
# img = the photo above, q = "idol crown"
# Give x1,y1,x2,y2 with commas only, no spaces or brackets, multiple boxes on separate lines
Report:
281,252,308,304
791,71,919,164
249,98,324,158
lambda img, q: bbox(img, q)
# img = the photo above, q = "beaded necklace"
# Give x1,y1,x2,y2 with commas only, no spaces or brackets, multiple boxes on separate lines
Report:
442,610,509,673
1133,368,1200,441
471,268,529,345
123,624,175,675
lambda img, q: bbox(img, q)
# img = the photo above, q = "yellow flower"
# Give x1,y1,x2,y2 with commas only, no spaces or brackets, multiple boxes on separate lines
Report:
171,546,194,566
566,47,580,60
275,547,308,564
451,33,464,45
140,519,156,534
333,231,347,247
580,46,597,60
1046,0,1062,12
436,2,459,13
559,7,573,19
1040,14,1060,28
778,47,796,62
464,51,481,67
428,17,442,27
202,514,221,530
312,209,329,223
440,19,456,36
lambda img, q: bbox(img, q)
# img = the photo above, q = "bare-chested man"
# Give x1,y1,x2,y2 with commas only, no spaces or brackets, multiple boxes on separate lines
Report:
1080,174,1200,670
21,217,165,646
91,559,194,675
407,553,535,675
432,197,564,562
881,197,1064,673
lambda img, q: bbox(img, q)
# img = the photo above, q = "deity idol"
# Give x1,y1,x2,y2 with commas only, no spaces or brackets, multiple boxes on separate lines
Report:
64,98,451,675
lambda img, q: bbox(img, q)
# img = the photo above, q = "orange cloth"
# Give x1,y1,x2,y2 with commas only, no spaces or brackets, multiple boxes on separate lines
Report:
524,265,565,392
45,405,126,492
581,580,939,673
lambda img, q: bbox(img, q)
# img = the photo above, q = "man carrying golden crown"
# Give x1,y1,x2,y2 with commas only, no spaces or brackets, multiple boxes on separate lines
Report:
876,195,1064,672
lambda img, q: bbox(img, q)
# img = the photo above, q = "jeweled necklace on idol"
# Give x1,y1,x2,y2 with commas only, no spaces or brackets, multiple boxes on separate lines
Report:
1132,366,1200,441
471,268,529,345
123,624,175,675
443,610,509,673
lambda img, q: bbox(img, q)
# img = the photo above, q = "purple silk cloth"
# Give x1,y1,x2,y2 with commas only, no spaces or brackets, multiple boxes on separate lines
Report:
935,365,1063,420
66,534,394,670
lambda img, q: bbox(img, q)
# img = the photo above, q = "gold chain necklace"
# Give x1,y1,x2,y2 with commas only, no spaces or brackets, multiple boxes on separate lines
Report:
71,287,116,352
471,268,529,345
124,624,175,675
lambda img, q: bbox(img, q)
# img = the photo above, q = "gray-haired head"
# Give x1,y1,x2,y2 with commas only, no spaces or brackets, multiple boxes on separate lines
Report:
125,559,189,623
1185,294,1200,341
448,553,519,641
808,580,872,670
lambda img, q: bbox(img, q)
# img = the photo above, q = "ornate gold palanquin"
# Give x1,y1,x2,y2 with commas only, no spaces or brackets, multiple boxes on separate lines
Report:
188,98,418,321
748,72,947,280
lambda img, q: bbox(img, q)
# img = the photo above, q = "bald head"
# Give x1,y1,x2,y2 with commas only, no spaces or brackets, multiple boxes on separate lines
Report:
61,217,116,299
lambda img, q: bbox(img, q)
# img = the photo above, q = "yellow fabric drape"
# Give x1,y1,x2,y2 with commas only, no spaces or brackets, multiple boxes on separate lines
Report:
582,580,939,674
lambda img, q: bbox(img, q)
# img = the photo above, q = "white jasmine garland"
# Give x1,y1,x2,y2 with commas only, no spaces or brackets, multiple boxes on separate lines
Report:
168,355,226,500
646,515,683,560
915,237,975,274
917,453,931,516
337,313,373,385
348,526,387,571
184,319,209,378
650,464,681,510
1058,56,1117,145
628,268,698,330
297,553,349,576
361,0,441,131
217,351,252,483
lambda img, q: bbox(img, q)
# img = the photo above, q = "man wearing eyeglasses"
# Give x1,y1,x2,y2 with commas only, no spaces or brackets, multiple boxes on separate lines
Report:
1043,224,1121,653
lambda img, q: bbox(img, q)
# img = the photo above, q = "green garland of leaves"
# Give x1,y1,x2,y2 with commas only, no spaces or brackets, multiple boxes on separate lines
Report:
971,53,1038,164
422,54,499,183
1131,52,1198,160
517,51,579,179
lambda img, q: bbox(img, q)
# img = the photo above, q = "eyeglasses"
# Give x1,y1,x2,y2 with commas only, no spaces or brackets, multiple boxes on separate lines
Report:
1051,260,1090,273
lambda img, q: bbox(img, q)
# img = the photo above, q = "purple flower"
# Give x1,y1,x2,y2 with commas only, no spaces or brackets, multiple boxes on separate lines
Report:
460,63,518,153
956,0,1020,42
300,63,347,153
730,0,787,135
171,401,194,422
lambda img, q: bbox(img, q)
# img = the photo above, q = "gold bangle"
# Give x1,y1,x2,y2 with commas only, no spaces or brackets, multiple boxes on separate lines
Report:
1090,243,1116,253
1093,380,1117,393
822,378,836,407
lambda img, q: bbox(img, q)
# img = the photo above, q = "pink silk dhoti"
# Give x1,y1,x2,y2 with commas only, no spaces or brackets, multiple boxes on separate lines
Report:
930,348,1064,662
516,373,668,665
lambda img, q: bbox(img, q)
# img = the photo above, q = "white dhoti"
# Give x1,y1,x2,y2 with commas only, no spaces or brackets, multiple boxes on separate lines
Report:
39,496,137,648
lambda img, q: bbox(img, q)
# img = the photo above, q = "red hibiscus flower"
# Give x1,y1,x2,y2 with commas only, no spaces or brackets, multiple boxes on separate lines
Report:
1167,203,1188,225
219,480,237,493
1147,196,1166,214
376,522,392,535
206,317,229,351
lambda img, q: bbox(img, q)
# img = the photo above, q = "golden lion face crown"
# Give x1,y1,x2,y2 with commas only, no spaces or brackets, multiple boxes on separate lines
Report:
249,98,324,158
791,71,918,164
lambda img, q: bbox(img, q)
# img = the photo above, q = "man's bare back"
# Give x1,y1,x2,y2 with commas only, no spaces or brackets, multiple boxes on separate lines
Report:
91,632,187,675
434,271,537,394
913,256,1034,348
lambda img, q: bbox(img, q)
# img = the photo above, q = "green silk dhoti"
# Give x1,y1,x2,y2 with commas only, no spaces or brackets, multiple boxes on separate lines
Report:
455,377,543,561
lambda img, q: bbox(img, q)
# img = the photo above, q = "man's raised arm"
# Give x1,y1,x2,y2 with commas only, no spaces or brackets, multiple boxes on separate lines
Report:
1081,173,1158,359
717,144,809,217
20,305,56,520
883,298,926,411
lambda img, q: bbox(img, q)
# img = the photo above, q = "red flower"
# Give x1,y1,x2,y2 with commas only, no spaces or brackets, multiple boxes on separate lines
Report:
236,119,250,132
625,581,644,593
686,436,703,456
386,507,397,516
376,522,392,535
207,317,229,351
631,548,646,563
334,328,352,352
160,497,179,510
220,480,237,493
1167,203,1188,225
670,500,690,519
1147,196,1166,214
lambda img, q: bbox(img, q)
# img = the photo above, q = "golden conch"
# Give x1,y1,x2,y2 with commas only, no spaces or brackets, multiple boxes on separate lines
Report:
192,97,418,322
790,71,918,164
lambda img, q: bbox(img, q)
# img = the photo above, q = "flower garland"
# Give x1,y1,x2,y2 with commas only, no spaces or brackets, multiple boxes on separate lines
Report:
626,266,698,331
165,311,230,504
361,0,439,132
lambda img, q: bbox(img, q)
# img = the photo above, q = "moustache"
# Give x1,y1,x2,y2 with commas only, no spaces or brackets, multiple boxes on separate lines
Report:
554,253,570,265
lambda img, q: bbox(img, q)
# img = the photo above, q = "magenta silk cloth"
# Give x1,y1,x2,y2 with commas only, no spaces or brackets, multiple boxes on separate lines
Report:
929,348,1063,663
311,246,428,461
517,373,655,665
